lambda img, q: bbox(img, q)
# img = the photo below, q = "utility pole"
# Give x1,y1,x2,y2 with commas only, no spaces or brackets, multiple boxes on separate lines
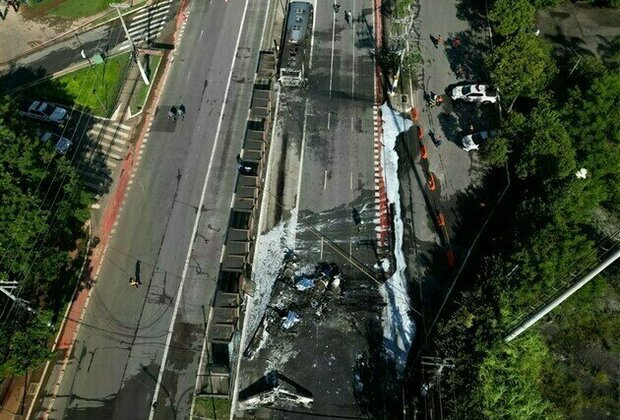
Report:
505,248,620,342
110,2,150,85
0,281,36,314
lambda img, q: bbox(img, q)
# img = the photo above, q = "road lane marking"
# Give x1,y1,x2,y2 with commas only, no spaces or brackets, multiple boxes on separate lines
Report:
324,170,328,190
320,237,324,259
309,0,317,69
350,172,354,190
327,112,331,129
351,0,356,97
329,2,336,96
148,0,251,417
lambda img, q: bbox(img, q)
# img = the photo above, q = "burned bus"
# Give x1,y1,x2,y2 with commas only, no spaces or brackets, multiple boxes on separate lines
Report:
279,1,313,86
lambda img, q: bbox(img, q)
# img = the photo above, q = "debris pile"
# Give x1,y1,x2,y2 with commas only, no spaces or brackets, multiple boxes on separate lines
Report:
244,252,344,358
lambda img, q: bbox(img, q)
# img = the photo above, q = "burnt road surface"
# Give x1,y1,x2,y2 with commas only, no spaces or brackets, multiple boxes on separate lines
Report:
37,0,270,419
236,0,383,418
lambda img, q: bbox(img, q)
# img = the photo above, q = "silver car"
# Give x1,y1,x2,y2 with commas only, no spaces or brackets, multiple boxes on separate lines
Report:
21,101,69,124
451,84,498,104
462,130,498,151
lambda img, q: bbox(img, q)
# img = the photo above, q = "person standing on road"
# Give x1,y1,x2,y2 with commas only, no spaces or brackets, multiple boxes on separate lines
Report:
435,34,443,48
345,10,352,26
129,277,139,288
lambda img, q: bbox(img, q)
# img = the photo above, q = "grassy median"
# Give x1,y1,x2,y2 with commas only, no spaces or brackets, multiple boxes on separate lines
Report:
23,53,131,117
193,396,231,419
26,0,116,20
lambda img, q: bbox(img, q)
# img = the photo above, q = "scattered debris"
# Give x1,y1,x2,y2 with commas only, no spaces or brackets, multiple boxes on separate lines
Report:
282,311,301,329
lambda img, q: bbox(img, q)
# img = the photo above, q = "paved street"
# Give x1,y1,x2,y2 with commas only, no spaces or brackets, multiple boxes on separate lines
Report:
37,0,271,418
236,0,384,417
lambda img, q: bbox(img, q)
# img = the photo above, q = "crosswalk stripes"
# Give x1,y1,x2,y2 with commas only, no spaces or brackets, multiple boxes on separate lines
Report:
77,121,133,192
118,0,173,52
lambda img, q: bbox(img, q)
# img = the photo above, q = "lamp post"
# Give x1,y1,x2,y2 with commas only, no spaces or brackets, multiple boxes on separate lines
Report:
110,2,150,85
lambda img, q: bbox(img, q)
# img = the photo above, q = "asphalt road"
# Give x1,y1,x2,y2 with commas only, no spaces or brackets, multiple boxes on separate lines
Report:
38,0,270,418
236,0,382,417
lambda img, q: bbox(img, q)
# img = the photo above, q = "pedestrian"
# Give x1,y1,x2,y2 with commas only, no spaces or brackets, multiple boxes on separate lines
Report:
434,135,443,147
455,64,464,78
435,35,443,48
333,2,340,13
345,10,352,25
168,106,177,121
129,277,139,288
451,36,461,48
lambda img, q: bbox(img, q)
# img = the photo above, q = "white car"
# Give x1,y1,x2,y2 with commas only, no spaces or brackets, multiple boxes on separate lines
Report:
21,101,69,124
40,131,73,155
451,84,498,104
462,130,498,151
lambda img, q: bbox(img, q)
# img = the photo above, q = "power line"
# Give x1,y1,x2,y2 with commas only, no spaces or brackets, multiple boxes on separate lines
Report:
0,17,129,324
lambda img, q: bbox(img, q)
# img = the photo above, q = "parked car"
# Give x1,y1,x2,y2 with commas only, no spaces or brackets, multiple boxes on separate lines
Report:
451,84,498,104
40,131,73,155
21,101,69,124
462,130,498,151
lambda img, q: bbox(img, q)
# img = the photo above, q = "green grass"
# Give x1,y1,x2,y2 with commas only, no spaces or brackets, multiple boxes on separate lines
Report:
129,55,162,114
27,0,118,20
193,396,231,420
23,53,131,117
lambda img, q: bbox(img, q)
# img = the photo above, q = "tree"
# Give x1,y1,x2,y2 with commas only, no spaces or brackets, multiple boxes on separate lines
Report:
565,73,620,212
513,105,576,182
488,33,557,105
0,95,91,377
489,0,536,36
476,333,560,420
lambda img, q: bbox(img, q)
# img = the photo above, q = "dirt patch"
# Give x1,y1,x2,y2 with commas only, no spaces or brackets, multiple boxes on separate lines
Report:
21,0,66,20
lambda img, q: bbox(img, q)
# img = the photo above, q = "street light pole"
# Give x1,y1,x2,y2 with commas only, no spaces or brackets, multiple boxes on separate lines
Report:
111,3,150,85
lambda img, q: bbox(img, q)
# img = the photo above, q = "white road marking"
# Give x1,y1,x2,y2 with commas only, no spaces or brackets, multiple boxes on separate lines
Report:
329,3,336,96
351,1,356,97
148,0,252,417
309,0,317,69
350,171,354,190
327,112,331,129
292,98,309,247
324,170,328,190
200,28,205,40
320,237,324,260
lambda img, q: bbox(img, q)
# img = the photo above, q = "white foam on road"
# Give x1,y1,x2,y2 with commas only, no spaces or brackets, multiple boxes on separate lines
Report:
242,208,298,350
379,102,416,369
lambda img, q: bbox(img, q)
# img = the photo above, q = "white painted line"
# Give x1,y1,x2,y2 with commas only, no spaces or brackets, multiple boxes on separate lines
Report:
129,9,169,27
149,0,252,417
323,170,328,190
128,20,167,37
329,4,336,96
350,172,353,190
130,3,171,21
351,1,356,97
327,112,331,129
292,97,309,247
320,237,324,259
309,0,317,69
350,115,354,131
118,43,132,52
